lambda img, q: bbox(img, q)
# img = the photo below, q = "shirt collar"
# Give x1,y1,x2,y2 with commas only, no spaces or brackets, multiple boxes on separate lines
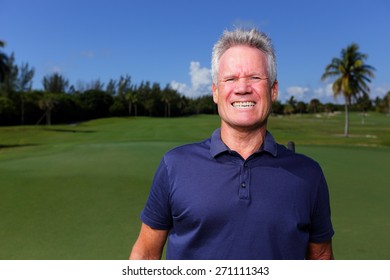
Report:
210,128,278,158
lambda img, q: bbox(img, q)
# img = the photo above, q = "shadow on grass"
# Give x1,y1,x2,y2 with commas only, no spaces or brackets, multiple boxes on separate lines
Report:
44,128,97,133
0,144,39,150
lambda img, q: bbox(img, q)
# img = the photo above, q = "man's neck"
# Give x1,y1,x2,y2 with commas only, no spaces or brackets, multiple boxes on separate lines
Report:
220,123,267,160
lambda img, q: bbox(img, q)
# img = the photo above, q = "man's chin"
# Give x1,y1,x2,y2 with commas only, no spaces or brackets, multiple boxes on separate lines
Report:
222,120,267,132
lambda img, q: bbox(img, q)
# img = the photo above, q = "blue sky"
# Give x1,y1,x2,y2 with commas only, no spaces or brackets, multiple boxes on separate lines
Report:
1,0,390,103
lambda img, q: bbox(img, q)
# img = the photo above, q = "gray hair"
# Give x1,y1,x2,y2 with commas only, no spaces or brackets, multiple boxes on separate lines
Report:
211,28,277,86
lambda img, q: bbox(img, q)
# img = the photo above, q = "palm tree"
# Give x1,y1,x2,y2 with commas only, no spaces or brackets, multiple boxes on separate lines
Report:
386,91,390,115
321,43,375,137
308,98,321,114
296,101,306,114
18,63,35,124
356,92,371,124
0,52,18,96
287,96,297,113
37,92,57,125
0,40,10,83
283,104,295,115
125,87,138,116
161,85,176,117
42,73,69,93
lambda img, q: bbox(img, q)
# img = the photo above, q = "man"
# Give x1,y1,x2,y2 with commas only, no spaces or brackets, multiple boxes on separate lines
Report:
130,28,334,260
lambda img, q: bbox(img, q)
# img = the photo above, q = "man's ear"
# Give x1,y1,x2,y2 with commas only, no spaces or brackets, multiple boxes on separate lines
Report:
271,80,278,102
212,83,218,104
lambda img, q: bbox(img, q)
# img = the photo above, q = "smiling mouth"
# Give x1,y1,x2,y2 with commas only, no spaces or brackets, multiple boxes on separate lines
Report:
231,101,256,108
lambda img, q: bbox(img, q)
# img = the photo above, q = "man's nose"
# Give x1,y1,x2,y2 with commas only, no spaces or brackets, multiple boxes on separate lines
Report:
235,78,251,94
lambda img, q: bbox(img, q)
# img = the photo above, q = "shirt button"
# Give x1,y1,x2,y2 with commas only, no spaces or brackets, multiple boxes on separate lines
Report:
241,182,246,188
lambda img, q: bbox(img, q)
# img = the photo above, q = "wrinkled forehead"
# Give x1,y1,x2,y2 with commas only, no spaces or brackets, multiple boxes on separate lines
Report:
218,46,268,76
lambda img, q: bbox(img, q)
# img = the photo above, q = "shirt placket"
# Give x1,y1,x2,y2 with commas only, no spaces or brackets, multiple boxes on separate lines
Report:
239,162,250,200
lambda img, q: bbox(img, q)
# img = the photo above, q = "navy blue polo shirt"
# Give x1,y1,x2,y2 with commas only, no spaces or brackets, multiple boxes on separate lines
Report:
141,129,334,260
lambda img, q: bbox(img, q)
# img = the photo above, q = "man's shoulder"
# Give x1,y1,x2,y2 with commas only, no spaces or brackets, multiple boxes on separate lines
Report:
275,143,323,173
163,138,211,162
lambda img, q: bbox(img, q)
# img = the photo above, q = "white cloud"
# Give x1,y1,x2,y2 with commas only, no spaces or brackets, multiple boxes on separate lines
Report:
313,87,324,98
50,65,63,74
286,86,310,101
280,82,388,104
312,84,343,103
171,61,212,98
315,83,389,103
190,62,212,92
282,84,341,104
373,84,390,99
80,50,95,59
43,60,64,76
325,83,334,97
314,83,333,99
170,80,190,95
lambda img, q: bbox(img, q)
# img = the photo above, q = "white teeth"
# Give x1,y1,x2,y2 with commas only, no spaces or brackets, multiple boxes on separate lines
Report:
232,101,256,108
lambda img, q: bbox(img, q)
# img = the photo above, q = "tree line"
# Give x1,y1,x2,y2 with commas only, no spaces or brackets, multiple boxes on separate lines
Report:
0,48,217,125
1,40,390,127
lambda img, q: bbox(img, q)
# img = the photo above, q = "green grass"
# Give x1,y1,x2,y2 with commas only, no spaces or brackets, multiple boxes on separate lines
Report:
0,113,389,259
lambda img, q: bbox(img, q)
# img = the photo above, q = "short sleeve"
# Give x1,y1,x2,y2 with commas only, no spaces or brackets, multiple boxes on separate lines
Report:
309,173,335,242
140,157,173,230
